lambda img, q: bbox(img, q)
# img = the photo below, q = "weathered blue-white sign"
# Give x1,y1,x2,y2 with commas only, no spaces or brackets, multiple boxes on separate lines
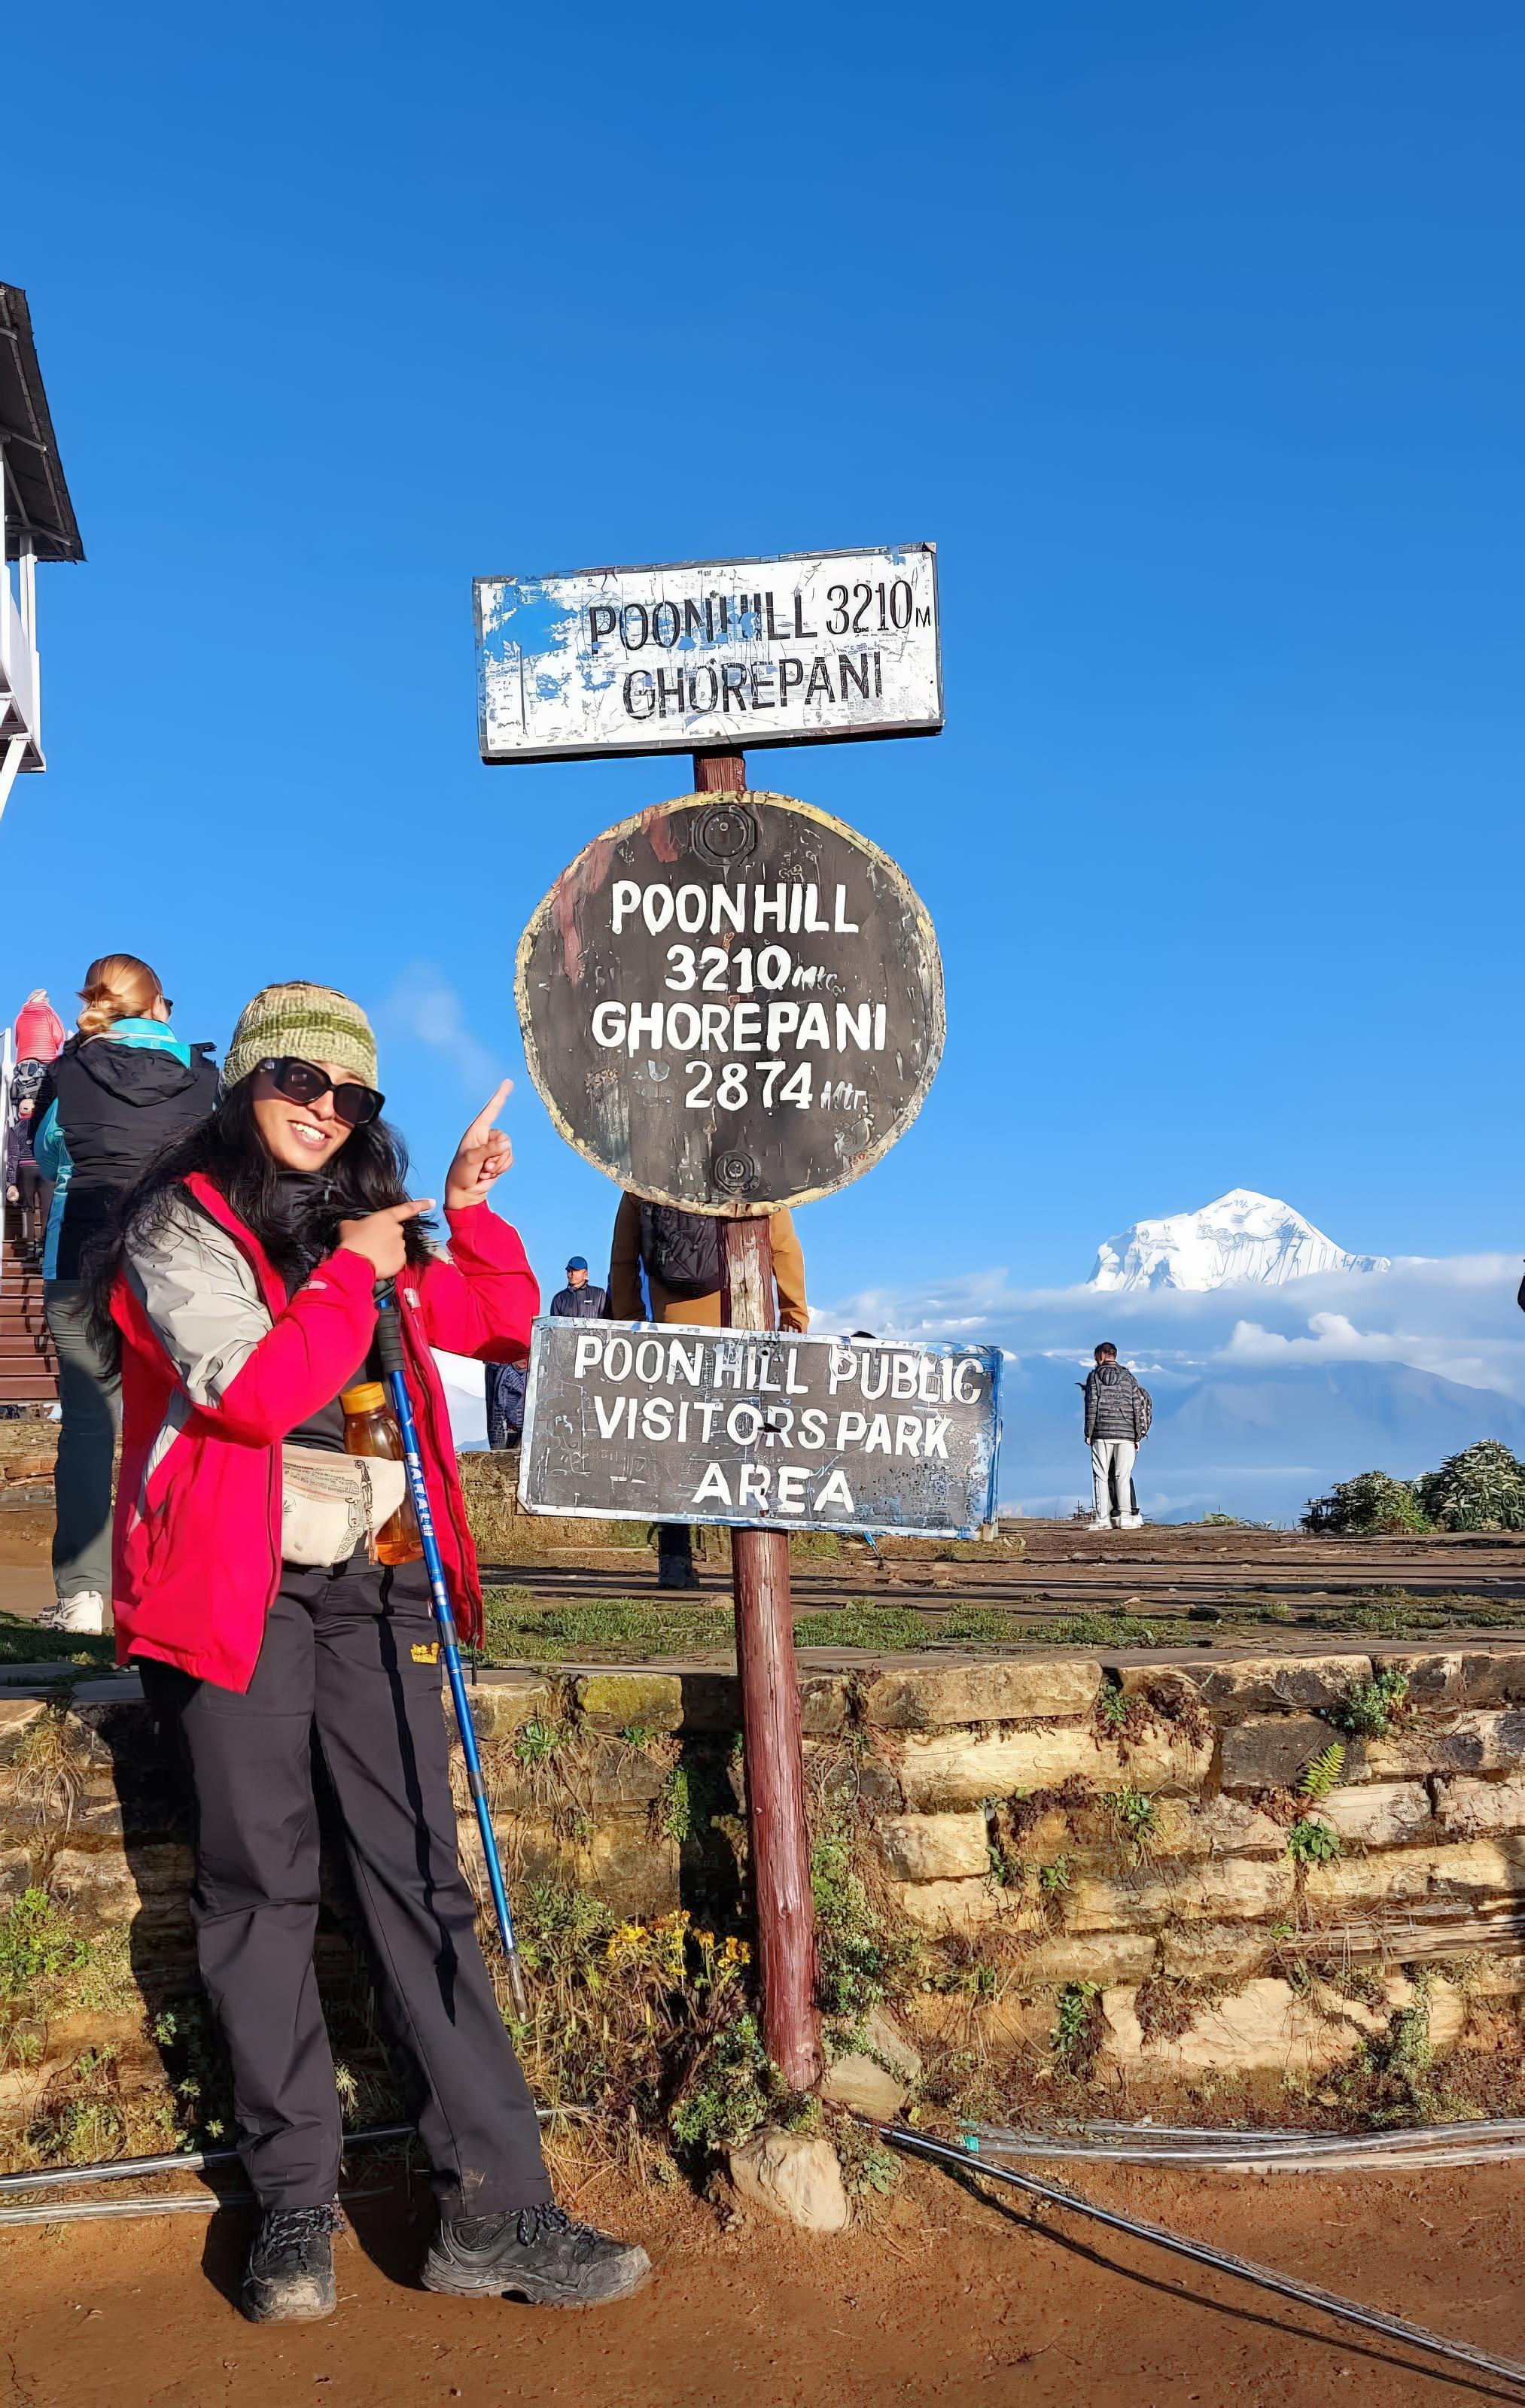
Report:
475,546,942,765
518,1321,1000,1537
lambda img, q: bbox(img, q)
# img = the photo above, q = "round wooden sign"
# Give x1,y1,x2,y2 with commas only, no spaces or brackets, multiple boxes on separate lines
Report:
516,792,945,1212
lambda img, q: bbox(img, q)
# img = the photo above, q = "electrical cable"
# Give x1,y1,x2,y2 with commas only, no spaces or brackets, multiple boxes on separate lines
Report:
882,2123,1525,2392
0,2187,390,2231
964,2116,1525,2172
1073,2117,1525,2141
0,2109,594,2200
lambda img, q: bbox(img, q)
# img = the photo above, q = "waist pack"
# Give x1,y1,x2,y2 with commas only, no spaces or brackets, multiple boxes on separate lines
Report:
279,1446,409,1568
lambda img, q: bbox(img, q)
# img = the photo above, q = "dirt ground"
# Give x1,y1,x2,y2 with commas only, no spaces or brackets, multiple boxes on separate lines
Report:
4,2157,1525,2408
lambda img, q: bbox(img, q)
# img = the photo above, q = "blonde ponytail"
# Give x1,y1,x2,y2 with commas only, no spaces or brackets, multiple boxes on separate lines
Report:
76,953,165,1039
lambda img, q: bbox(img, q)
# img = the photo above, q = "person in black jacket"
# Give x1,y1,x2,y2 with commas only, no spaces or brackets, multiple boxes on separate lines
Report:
32,954,218,1632
550,1255,608,1318
1082,1342,1152,1531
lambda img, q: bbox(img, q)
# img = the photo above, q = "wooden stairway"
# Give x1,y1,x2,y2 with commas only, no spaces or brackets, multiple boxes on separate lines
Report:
0,1215,57,1404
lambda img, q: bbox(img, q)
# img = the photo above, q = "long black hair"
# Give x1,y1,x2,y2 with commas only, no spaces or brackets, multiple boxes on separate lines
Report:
84,1075,435,1354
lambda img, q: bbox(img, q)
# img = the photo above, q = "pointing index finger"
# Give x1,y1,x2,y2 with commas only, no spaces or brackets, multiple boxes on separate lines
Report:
466,1078,514,1139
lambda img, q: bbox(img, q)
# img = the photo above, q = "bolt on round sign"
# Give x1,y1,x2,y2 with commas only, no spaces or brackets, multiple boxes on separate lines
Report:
515,792,945,1212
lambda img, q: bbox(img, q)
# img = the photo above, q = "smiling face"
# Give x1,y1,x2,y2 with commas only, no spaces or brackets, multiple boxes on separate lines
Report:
251,1060,356,1172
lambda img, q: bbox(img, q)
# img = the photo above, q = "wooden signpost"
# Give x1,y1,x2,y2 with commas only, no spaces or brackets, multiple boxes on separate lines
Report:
492,547,960,2094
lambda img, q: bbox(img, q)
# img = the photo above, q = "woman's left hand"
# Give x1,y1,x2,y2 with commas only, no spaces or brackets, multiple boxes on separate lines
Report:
444,1080,515,1211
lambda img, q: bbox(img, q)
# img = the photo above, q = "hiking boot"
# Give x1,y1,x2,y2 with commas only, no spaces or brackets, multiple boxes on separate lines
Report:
241,2203,343,2322
422,2203,651,2307
656,1561,700,1590
38,1592,106,1634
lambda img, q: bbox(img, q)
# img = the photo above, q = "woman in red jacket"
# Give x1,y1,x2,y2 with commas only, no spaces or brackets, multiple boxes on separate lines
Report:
90,984,647,2324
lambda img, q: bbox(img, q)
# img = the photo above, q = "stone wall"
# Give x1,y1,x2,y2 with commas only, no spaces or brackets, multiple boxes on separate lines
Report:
6,1642,1525,2148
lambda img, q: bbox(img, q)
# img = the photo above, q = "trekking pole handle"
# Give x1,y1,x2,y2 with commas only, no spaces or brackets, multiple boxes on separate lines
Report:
373,1280,406,1376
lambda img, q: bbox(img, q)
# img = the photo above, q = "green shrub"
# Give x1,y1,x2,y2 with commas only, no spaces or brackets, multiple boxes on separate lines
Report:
1417,1441,1525,1534
1287,1817,1341,1865
0,1889,91,1999
668,2014,774,2155
811,1820,921,2017
1106,1786,1162,1857
1302,1472,1429,1537
656,1764,692,1844
513,1718,570,1765
1050,1981,1102,2075
1327,1668,1410,1739
835,2119,900,2196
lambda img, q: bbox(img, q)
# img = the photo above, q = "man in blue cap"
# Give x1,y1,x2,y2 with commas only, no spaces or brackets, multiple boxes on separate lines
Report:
551,1254,608,1319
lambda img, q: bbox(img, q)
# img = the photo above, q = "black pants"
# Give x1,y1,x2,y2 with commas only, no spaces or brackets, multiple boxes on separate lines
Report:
141,1555,550,2218
657,1523,695,1581
15,1161,42,1248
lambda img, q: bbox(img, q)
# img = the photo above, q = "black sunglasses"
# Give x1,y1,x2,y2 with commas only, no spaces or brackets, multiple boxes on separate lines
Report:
256,1057,385,1128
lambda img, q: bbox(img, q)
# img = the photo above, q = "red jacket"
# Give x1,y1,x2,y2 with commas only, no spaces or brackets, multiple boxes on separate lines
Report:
111,1172,537,1690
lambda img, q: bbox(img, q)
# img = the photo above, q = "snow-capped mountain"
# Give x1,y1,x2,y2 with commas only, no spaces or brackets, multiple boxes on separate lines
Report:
1088,1188,1390,1294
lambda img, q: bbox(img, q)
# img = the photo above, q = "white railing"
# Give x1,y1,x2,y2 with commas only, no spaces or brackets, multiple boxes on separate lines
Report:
0,570,40,769
0,1023,13,1303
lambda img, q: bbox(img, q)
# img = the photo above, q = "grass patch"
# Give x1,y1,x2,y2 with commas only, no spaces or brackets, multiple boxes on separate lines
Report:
792,1604,930,1650
0,1613,114,1672
1043,1613,1196,1648
481,1593,1208,1664
482,1593,734,1662
479,1587,1525,1670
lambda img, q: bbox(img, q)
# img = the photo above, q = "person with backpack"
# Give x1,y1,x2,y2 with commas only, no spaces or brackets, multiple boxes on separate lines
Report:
87,981,648,2323
1082,1342,1152,1531
30,955,219,1634
607,1199,807,1332
11,987,65,1065
607,1198,808,1586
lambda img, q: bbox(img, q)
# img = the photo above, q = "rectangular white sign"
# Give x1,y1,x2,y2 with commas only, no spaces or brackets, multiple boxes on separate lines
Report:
474,544,942,765
519,1320,1000,1537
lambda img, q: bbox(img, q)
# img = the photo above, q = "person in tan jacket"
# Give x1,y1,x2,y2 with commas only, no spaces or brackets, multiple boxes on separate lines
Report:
607,1196,808,1330
607,1197,809,1586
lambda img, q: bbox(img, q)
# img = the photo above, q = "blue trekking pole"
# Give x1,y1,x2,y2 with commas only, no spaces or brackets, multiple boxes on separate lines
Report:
374,1285,530,2021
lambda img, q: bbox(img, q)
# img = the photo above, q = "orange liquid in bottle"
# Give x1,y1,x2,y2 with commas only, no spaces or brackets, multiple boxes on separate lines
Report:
340,1382,424,1565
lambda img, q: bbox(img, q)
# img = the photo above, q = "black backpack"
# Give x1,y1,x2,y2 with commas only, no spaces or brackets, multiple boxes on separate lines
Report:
639,1204,721,1299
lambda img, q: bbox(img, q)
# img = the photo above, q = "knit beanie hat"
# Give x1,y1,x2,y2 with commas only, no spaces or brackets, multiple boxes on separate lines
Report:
224,983,379,1092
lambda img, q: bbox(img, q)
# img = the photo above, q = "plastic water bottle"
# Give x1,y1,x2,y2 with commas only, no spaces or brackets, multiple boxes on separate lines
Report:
340,1381,424,1565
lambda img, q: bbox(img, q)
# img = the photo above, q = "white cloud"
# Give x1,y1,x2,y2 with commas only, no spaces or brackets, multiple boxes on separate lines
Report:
377,960,502,1096
814,1253,1525,1398
811,1252,1525,1525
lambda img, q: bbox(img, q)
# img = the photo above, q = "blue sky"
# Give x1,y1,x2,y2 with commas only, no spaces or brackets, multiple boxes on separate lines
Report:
7,1,1523,1318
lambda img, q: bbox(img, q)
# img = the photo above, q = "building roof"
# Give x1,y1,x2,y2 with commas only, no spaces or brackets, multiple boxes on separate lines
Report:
0,284,83,564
